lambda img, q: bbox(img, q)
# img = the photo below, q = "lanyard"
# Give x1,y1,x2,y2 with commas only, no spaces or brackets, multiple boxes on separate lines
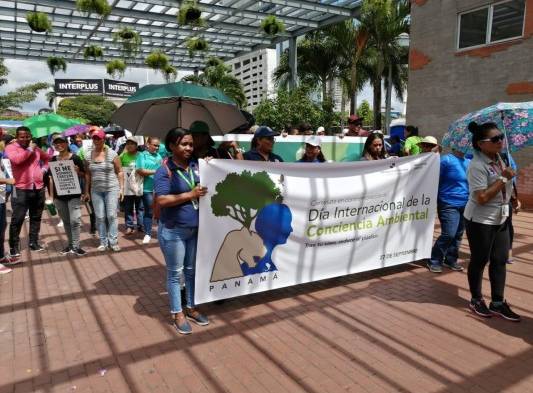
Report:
176,167,196,190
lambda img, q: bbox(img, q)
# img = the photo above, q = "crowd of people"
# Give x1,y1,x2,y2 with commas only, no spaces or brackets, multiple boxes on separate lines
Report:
0,114,522,332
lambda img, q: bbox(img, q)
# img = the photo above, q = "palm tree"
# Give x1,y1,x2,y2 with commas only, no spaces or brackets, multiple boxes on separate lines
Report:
46,91,57,108
361,0,410,130
182,58,247,107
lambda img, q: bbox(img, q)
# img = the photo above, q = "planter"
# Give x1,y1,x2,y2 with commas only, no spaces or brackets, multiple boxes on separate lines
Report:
178,0,205,27
113,27,142,57
106,60,127,78
26,12,52,33
76,0,112,17
145,51,169,70
163,65,177,83
47,57,67,75
83,45,104,59
186,37,209,57
261,15,285,36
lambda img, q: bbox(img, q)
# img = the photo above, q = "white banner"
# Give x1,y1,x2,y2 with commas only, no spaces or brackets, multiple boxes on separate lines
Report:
195,154,440,304
49,160,82,196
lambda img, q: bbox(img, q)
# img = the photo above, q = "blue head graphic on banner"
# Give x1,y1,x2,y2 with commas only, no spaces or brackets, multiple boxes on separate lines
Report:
210,171,292,282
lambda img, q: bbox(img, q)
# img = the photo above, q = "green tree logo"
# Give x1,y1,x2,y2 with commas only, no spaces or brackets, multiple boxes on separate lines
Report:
211,171,283,229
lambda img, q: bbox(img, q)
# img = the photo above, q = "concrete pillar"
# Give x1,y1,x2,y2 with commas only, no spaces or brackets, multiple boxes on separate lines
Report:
288,37,297,90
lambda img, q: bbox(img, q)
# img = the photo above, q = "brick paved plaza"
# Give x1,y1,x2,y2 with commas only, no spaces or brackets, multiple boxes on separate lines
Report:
1,211,532,393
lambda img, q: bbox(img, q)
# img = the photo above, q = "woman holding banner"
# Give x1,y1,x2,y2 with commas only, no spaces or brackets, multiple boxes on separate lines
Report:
83,128,124,252
154,128,209,335
48,134,86,256
360,133,388,161
464,121,519,322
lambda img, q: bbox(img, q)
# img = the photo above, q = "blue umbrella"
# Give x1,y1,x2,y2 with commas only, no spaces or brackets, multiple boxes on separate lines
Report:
442,101,533,154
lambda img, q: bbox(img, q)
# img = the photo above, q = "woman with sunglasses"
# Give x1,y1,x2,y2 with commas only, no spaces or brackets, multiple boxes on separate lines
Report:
463,121,519,321
83,128,124,252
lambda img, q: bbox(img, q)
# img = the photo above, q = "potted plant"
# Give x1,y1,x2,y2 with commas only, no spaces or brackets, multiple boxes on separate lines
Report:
83,45,104,59
46,57,67,75
106,59,127,78
177,0,205,27
186,36,209,57
112,27,142,57
162,65,177,83
145,50,169,70
76,0,112,17
26,12,52,33
260,15,285,36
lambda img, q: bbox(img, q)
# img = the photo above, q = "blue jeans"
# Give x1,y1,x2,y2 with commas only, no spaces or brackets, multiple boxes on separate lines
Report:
158,223,197,313
91,189,119,247
0,203,6,258
123,195,144,230
142,192,154,236
430,204,465,266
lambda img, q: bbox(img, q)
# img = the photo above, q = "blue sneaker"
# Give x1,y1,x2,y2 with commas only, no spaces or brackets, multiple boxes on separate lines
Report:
186,308,209,326
173,314,192,335
426,261,442,273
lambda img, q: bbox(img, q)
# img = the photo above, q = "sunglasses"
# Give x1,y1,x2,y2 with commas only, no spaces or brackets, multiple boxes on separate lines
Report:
480,134,504,143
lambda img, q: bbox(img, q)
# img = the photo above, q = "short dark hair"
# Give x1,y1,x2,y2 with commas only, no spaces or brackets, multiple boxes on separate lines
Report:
15,126,31,136
164,128,190,152
468,121,499,151
405,125,419,136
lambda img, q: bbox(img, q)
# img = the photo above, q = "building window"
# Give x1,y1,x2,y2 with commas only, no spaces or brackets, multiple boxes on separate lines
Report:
458,0,525,50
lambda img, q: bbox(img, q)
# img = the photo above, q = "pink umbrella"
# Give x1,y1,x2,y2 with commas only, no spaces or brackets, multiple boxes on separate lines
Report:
63,124,91,137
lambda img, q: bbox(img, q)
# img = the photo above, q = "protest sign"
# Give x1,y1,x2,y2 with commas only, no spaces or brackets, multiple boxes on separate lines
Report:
195,153,440,304
123,166,143,196
49,160,81,196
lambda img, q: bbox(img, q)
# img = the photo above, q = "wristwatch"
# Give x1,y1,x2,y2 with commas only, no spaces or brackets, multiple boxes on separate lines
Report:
498,176,508,184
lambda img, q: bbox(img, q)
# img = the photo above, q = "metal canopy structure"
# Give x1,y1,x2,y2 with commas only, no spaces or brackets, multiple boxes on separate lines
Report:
0,0,361,71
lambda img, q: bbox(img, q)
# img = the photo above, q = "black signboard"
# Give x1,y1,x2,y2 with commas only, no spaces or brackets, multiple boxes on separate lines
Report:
104,79,139,97
54,79,103,96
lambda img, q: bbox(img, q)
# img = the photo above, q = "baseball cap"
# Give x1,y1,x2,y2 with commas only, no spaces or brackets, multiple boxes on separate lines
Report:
418,136,438,146
254,126,279,138
305,136,321,147
125,136,138,144
348,115,362,124
316,126,325,134
52,134,67,143
90,128,106,139
189,120,210,134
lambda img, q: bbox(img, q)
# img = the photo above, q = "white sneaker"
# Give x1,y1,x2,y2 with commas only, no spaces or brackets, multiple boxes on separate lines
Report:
0,263,12,274
97,245,107,252
142,235,151,244
110,244,121,252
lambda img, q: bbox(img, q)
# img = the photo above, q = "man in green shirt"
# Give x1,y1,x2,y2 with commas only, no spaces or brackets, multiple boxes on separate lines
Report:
403,125,423,156
135,137,163,244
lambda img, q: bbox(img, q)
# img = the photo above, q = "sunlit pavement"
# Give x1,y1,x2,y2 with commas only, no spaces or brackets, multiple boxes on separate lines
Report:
1,210,532,393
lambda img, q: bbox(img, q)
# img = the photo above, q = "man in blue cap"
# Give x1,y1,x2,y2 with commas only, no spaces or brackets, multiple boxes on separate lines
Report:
243,126,284,162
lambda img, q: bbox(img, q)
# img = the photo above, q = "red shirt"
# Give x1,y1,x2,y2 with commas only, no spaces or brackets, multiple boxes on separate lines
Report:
5,142,48,190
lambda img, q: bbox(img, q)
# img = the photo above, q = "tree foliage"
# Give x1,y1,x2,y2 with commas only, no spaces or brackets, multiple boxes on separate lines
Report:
182,57,246,107
57,95,117,126
357,100,374,126
253,86,324,131
211,171,283,229
0,60,50,112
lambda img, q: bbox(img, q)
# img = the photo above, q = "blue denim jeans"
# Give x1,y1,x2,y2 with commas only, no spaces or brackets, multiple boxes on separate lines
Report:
158,223,197,313
123,195,144,230
142,192,154,236
0,203,6,258
430,204,465,266
91,189,119,247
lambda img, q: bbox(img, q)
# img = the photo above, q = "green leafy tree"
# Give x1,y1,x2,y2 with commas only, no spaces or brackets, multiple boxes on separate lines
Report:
57,95,116,126
357,100,374,126
0,59,50,112
211,171,283,229
182,57,246,107
254,86,323,131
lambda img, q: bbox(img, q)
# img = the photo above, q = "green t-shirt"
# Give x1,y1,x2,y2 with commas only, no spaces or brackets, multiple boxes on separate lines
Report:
404,136,423,155
120,152,137,168
135,150,163,192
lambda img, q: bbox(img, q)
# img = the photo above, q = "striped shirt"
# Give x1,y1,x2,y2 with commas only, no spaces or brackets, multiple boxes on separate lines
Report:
86,147,120,193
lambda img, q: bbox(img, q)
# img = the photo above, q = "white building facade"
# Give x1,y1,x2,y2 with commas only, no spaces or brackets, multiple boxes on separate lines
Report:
227,49,277,111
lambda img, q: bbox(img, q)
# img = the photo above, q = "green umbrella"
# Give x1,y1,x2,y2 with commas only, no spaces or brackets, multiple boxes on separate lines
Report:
111,81,247,137
23,113,83,138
